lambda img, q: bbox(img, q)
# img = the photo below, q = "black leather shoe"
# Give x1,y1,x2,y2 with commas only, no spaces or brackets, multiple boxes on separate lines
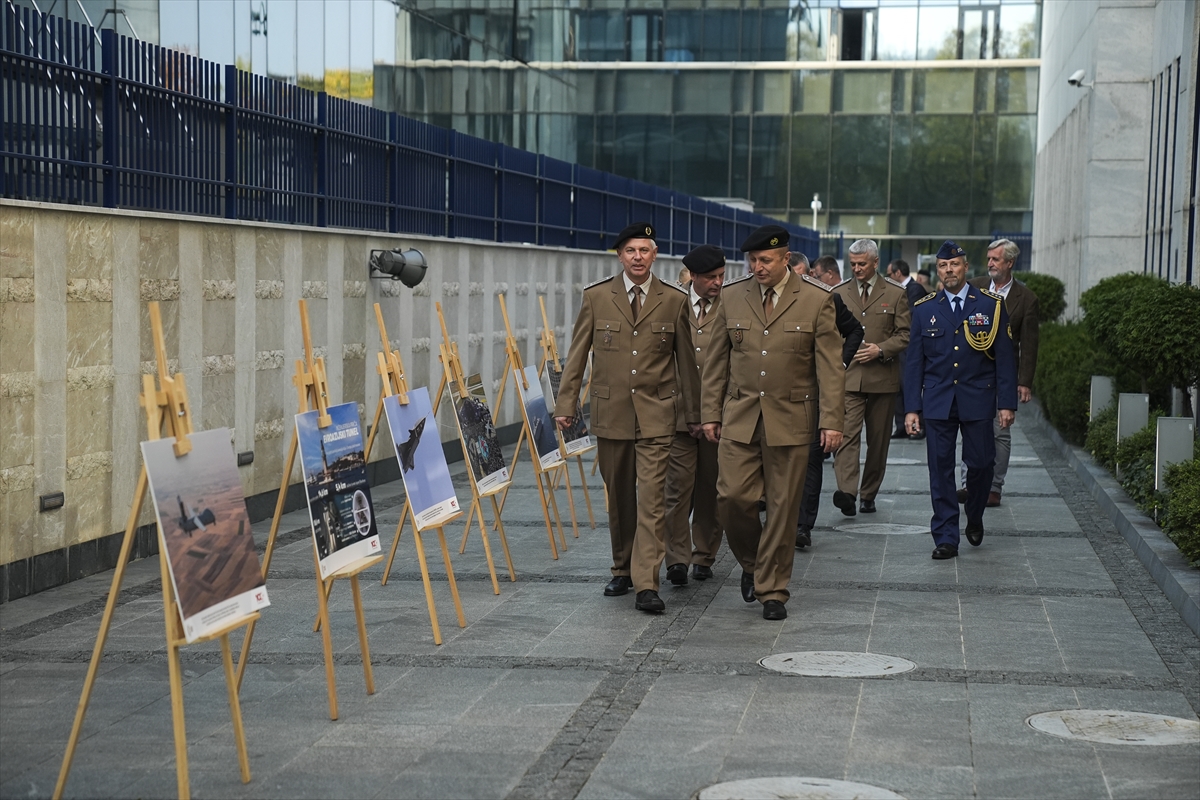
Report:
956,488,968,505
859,499,877,513
932,544,958,560
891,428,908,439
691,565,713,581
795,526,812,549
908,431,925,440
762,600,787,621
966,520,984,546
740,571,756,603
634,590,665,613
603,576,633,596
833,490,857,517
666,563,688,586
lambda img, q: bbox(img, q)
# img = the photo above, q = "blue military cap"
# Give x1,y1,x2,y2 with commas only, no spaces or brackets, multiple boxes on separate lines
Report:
936,240,966,260
682,244,725,274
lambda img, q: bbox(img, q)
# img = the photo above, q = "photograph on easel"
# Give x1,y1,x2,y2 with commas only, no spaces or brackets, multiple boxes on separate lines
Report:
296,402,383,578
544,365,593,456
142,428,270,643
383,386,461,530
516,364,564,469
449,372,509,494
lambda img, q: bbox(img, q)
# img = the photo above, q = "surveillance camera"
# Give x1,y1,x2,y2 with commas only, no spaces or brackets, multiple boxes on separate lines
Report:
369,248,427,288
1068,69,1087,87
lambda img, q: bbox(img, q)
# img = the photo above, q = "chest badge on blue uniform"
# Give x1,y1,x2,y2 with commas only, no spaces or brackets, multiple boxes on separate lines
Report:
968,313,991,327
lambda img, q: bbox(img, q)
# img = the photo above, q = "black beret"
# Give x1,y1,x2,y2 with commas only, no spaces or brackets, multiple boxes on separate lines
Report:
936,240,966,260
612,222,656,250
740,224,789,253
682,244,725,275
917,268,932,278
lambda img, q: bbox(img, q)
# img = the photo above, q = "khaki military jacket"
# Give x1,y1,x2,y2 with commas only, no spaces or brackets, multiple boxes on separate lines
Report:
702,274,845,447
834,275,911,393
674,289,721,433
555,272,699,440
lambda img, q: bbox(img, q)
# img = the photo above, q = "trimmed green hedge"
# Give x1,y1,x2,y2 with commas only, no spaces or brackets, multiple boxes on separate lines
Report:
1035,322,1109,445
1163,459,1200,565
1019,273,1066,324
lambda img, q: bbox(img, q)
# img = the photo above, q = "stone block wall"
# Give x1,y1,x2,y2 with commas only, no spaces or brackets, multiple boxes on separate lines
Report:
0,199,687,598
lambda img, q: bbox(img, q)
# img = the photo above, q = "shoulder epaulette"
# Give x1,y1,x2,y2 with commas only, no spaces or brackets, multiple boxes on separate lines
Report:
979,287,1003,301
801,274,832,292
585,275,616,289
725,273,754,285
913,292,937,306
834,277,853,289
882,276,904,288
661,279,688,294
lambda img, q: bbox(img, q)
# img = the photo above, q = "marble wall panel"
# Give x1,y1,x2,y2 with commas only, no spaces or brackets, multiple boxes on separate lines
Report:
203,374,237,431
203,298,237,358
2,200,628,571
65,214,113,280
65,386,113,460
0,205,34,279
66,303,113,370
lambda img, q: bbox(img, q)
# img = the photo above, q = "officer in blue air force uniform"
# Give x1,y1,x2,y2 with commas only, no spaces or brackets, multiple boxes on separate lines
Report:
904,241,1017,559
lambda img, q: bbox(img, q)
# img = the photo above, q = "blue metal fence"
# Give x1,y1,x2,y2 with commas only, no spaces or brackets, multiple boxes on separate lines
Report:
1,5,818,260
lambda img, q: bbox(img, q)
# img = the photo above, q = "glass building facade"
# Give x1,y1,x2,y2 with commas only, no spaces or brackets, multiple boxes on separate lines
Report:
19,0,1040,247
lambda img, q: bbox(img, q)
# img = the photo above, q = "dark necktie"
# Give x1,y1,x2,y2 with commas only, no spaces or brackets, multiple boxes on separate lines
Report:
861,282,869,305
763,288,774,318
697,298,709,325
631,285,642,319
953,296,963,321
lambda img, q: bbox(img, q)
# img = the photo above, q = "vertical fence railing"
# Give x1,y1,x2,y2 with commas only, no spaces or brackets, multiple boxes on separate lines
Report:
2,6,817,256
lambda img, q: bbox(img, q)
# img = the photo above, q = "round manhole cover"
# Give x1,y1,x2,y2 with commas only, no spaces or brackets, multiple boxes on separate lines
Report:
698,777,906,800
885,457,922,465
833,523,928,535
759,651,917,678
1027,710,1200,746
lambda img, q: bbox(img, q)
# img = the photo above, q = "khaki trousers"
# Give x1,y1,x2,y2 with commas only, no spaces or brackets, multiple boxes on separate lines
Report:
596,435,673,592
834,391,897,501
663,431,722,568
716,417,808,604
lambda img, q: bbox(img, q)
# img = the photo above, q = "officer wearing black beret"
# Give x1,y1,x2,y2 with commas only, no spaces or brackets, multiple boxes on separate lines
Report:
663,244,726,585
554,222,699,613
702,224,845,620
904,240,1017,558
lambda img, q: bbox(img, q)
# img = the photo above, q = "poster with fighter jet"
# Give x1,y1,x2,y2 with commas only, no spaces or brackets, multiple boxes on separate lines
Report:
515,364,563,469
141,428,270,643
296,402,382,578
544,365,593,456
383,387,460,530
449,372,509,495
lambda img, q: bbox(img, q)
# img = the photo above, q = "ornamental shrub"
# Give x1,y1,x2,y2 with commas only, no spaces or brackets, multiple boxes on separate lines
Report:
1019,273,1066,324
1115,282,1200,416
1079,273,1164,357
1162,459,1200,566
1035,322,1104,445
1085,405,1118,472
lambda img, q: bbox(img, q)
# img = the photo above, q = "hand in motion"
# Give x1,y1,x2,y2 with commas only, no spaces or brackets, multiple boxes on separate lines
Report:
702,423,721,443
998,409,1015,428
905,412,921,436
820,429,842,453
554,416,574,430
853,342,882,363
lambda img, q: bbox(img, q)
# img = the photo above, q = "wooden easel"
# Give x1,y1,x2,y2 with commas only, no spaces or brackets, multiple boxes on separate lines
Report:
55,303,256,800
234,300,380,721
491,294,571,557
369,304,468,646
426,303,518,587
537,295,597,531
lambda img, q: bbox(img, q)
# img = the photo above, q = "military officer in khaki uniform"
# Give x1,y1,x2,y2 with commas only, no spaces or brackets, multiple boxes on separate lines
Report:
554,222,699,614
702,225,844,621
831,239,912,516
663,245,726,585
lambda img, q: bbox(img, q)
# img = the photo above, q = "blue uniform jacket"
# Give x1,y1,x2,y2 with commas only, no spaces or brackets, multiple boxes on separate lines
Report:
903,288,1017,421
